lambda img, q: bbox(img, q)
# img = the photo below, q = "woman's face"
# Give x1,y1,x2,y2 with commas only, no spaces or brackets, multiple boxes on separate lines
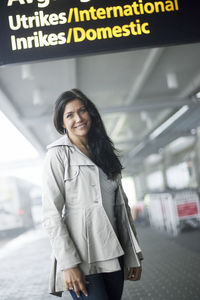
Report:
63,99,92,139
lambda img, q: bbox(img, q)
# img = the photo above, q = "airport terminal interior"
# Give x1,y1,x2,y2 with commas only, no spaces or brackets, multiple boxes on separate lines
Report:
0,42,200,299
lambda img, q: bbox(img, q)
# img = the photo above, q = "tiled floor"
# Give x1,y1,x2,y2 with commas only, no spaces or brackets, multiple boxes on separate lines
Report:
122,226,200,300
0,225,199,300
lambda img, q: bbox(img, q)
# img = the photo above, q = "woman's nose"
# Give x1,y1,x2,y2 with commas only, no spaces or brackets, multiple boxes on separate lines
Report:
74,113,82,122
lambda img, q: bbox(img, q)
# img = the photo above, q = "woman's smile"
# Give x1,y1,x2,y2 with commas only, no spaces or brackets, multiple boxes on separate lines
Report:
63,99,91,139
74,122,87,129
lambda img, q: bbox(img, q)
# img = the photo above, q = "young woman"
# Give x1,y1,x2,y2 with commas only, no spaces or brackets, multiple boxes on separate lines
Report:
42,89,143,299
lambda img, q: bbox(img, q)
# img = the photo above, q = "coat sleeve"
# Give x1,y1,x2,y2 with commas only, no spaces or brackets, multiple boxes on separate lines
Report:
42,146,82,270
119,180,144,261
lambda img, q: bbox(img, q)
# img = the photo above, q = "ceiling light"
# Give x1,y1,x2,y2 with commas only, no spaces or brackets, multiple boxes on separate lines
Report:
166,72,178,89
149,105,189,140
21,64,33,80
191,128,196,135
33,89,41,105
195,91,200,99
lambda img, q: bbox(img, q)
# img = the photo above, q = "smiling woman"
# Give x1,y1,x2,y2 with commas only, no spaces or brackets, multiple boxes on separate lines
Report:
63,100,92,140
42,89,143,299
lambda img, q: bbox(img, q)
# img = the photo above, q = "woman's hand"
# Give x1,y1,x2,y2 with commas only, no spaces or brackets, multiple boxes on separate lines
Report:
63,266,88,298
127,265,142,281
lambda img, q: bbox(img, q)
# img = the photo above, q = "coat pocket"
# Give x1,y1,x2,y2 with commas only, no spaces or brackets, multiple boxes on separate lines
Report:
64,165,80,181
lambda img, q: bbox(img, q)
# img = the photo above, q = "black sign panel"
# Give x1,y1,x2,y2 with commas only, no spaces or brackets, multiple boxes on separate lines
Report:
0,0,200,65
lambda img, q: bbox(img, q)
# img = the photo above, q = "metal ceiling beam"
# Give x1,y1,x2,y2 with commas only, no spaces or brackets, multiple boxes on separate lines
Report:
116,129,193,147
128,129,193,158
100,97,192,114
123,70,200,163
110,48,165,139
22,96,192,127
0,87,45,155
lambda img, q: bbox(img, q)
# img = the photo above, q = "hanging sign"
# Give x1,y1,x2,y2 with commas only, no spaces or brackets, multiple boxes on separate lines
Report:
0,0,200,65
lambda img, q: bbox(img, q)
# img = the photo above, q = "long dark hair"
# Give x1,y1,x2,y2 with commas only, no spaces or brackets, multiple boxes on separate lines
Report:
53,88,123,179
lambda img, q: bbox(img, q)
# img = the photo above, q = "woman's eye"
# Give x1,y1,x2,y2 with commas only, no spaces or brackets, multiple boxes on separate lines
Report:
80,108,87,113
66,114,72,118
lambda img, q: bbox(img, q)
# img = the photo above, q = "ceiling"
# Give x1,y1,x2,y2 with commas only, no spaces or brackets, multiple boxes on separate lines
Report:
0,42,200,175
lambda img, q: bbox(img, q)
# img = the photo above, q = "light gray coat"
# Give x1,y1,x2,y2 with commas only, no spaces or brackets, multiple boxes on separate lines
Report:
42,136,143,297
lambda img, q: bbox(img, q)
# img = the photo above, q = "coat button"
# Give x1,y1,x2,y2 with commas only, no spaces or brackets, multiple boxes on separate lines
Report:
91,183,96,186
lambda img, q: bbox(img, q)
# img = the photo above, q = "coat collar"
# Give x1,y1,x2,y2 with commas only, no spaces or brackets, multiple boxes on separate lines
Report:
47,135,74,149
47,135,95,166
47,136,123,172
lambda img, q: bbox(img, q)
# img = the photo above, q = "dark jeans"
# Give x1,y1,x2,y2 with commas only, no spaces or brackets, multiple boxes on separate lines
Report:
69,256,124,300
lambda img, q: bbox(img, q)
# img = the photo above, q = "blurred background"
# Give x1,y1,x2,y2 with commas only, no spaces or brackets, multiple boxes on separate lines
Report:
0,43,200,299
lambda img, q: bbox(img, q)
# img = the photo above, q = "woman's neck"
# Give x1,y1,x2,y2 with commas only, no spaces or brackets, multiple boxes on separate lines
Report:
68,134,89,149
68,134,91,158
